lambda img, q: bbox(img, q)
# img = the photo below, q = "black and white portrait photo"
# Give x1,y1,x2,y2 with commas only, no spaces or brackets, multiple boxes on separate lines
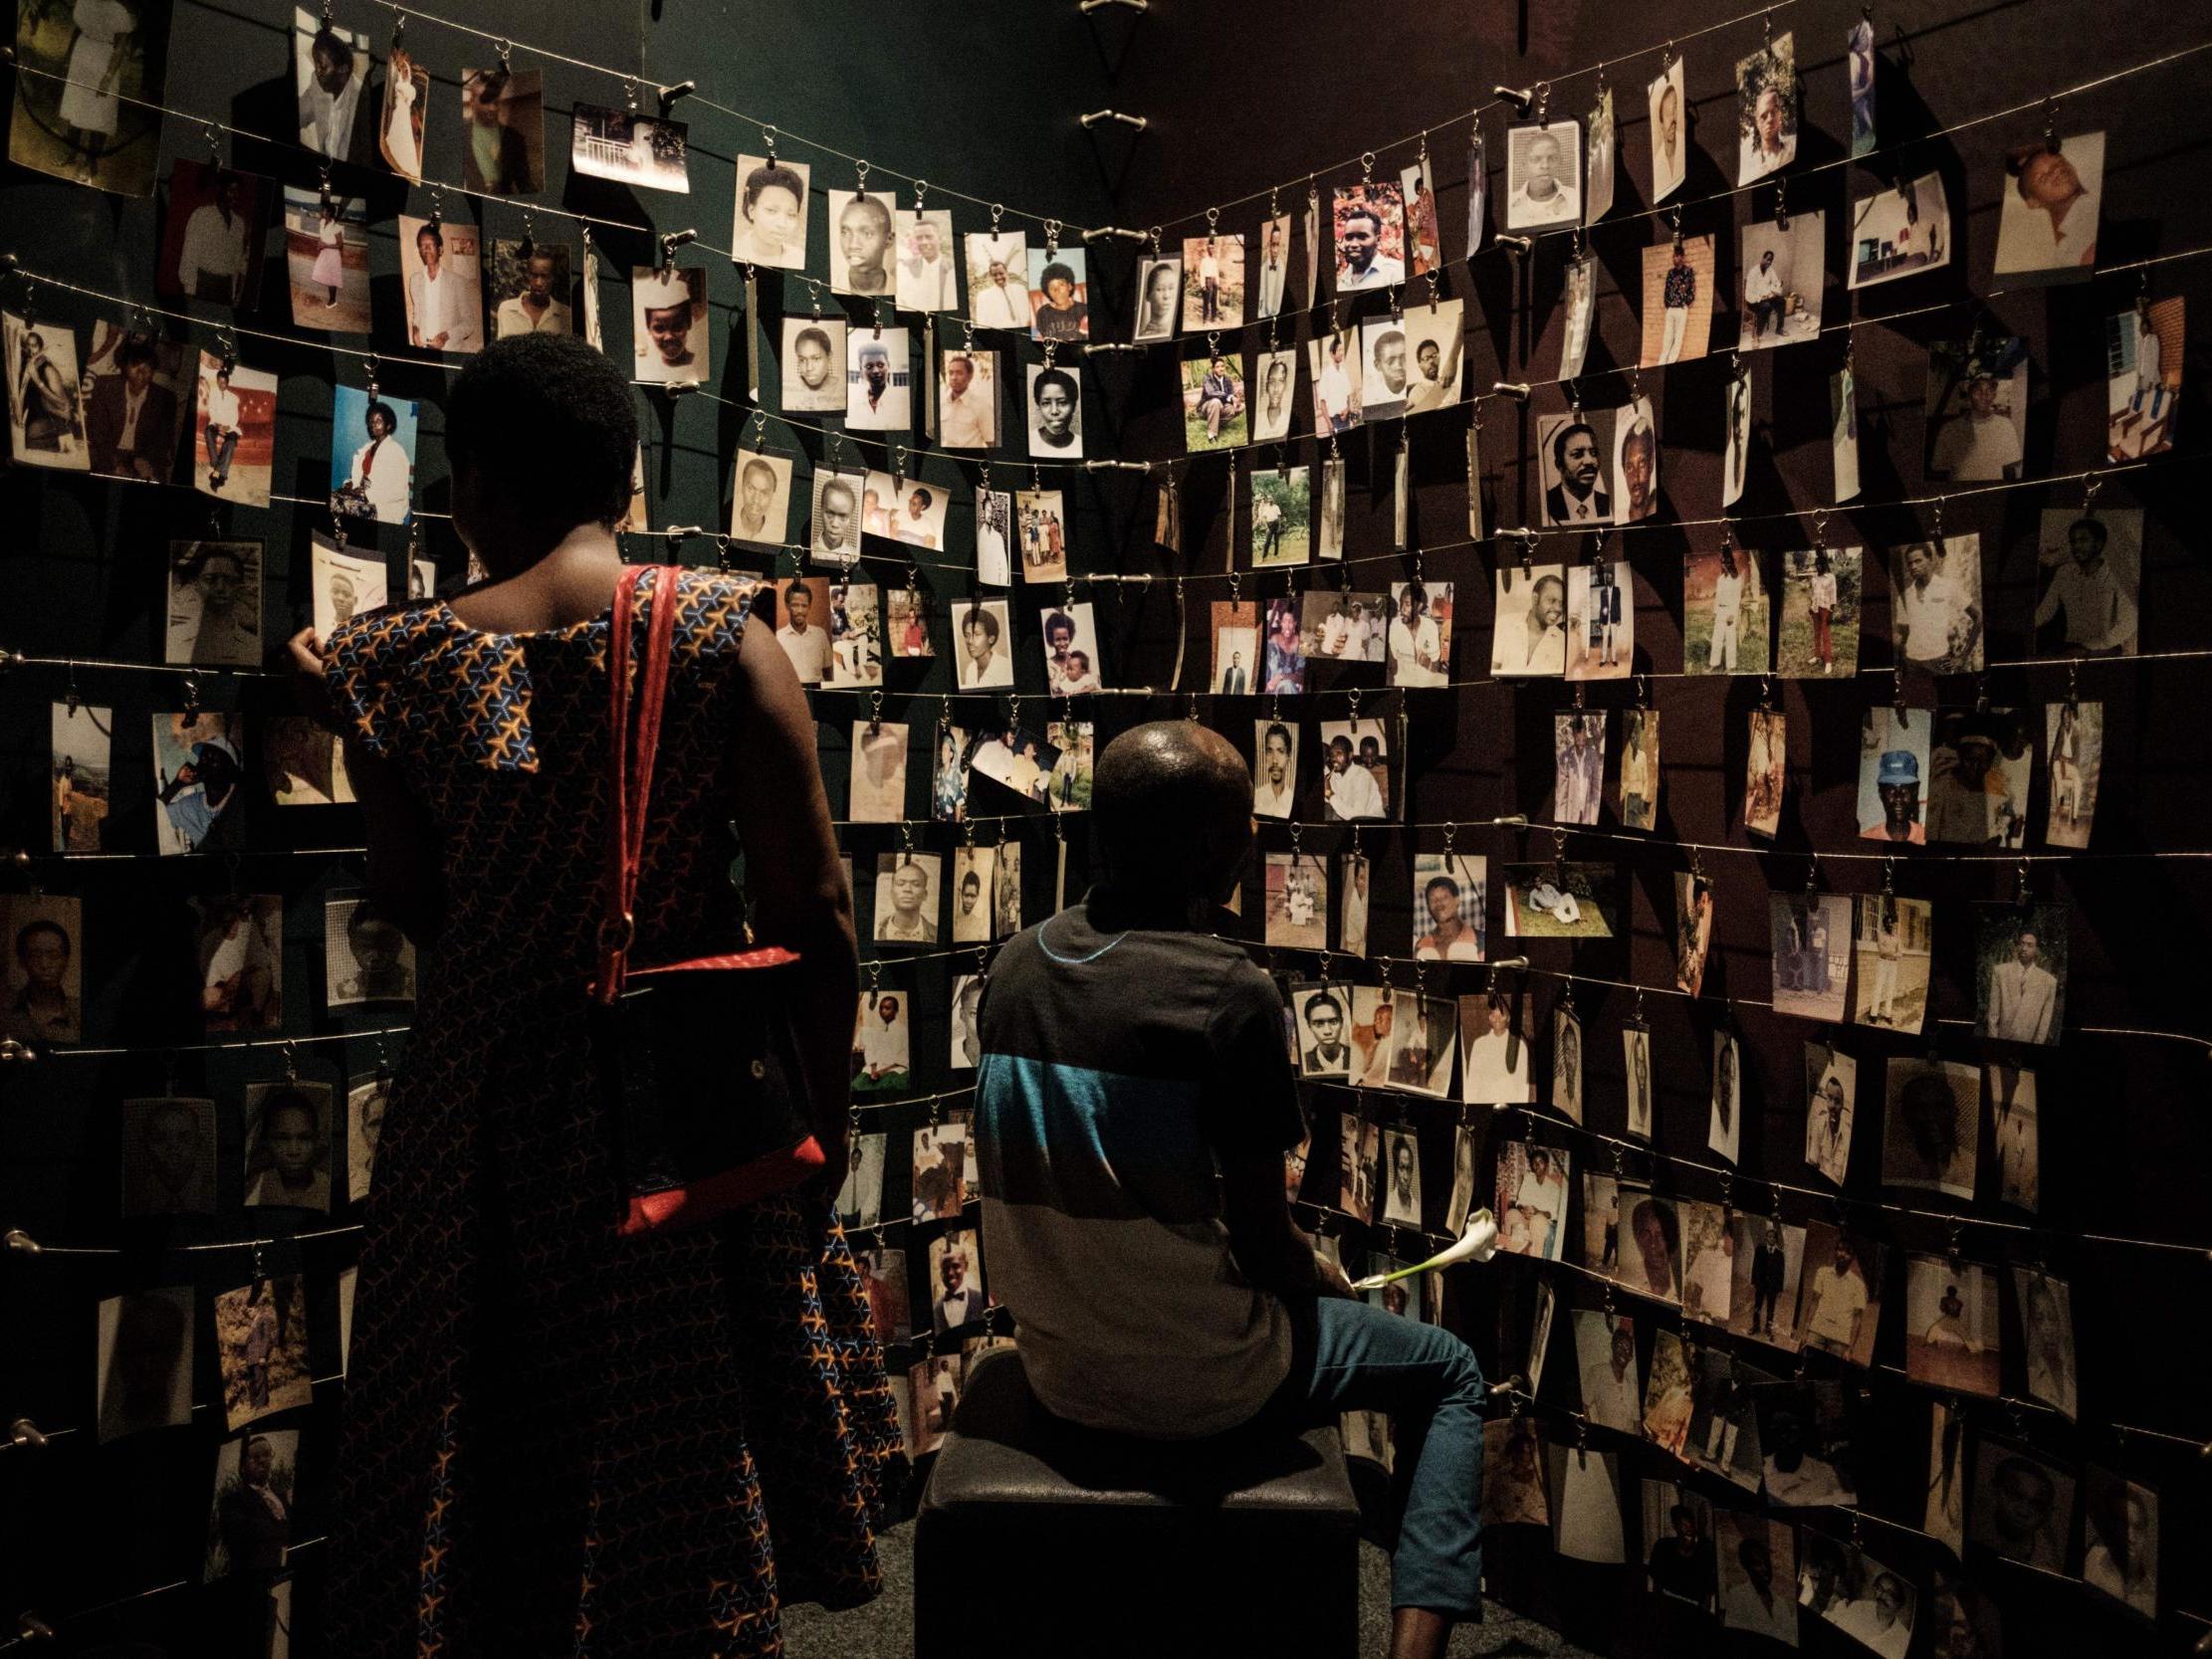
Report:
950,846,995,944
1881,1056,1979,1198
1249,347,1297,444
1131,255,1182,343
347,1076,387,1204
1737,211,1824,351
1,893,80,1048
120,1096,217,1216
807,473,863,568
4,312,88,471
779,317,847,414
82,324,187,484
2081,1465,2156,1617
1994,131,2104,281
310,532,385,644
1622,1027,1653,1139
1504,120,1581,230
1294,983,1352,1079
324,897,416,1007
727,451,794,550
1968,1441,2074,1573
954,599,1014,690
730,154,809,271
826,188,896,296
846,327,913,430
894,209,958,312
1252,213,1292,318
1026,362,1082,458
1379,1127,1422,1226
243,1080,332,1212
1734,34,1798,185
571,102,689,193
873,852,942,945
848,720,908,825
1648,59,1686,203
97,1286,194,1442
631,265,708,387
165,540,263,668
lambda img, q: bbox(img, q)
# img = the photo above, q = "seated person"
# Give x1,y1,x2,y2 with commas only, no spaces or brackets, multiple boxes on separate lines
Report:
974,721,1487,1659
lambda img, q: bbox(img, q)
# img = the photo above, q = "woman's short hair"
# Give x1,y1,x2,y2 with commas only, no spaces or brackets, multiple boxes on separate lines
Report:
445,334,638,529
741,162,806,215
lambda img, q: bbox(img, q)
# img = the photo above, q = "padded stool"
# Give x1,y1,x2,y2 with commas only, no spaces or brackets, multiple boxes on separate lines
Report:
915,1348,1361,1658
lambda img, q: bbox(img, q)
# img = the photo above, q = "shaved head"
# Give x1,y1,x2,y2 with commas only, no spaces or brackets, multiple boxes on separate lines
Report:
1093,721,1252,906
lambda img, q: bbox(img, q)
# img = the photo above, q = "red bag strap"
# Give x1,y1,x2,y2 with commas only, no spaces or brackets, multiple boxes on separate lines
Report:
596,564,681,1002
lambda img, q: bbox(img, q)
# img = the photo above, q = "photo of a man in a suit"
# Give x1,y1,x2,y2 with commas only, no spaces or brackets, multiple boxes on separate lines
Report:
214,1434,291,1575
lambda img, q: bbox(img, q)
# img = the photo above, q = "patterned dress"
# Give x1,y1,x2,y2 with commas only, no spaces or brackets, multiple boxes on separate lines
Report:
320,568,901,1658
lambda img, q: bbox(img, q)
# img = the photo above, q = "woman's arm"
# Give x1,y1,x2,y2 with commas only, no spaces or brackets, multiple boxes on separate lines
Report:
346,739,445,945
730,614,857,1166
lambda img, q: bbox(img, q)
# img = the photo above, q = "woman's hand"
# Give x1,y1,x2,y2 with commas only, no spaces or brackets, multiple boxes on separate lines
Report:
286,626,340,732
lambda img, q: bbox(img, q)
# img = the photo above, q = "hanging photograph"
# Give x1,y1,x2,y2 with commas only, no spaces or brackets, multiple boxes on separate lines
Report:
1548,1441,1626,1565
1925,707,2030,848
1317,719,1390,820
1708,1030,1742,1163
1975,901,2068,1046
1833,366,1861,501
1994,132,2104,280
970,725,1061,808
1716,1513,1796,1642
1015,488,1067,582
893,208,958,311
1303,587,1388,664
3,312,87,471
847,325,912,427
1638,235,1715,366
2106,297,2182,459
10,0,172,194
203,1427,299,1581
1744,707,1785,838
50,700,112,853
1559,257,1596,382
1338,853,1367,950
1247,347,1297,444
1503,120,1580,231
2081,1465,2157,1617
1131,254,1183,342
1181,231,1245,329
282,186,369,332
1306,324,1362,434
1647,59,1686,203
96,1285,194,1442
1387,580,1451,687
1552,712,1605,824
1903,1254,2000,1396
727,450,793,550
1551,1000,1584,1123
1491,1140,1564,1257
292,6,372,164
156,161,272,307
632,265,709,387
1583,89,1615,223
724,152,807,270
885,583,933,661
1737,211,1823,351
1880,1056,1979,1197
397,216,483,354
375,39,429,181
1753,1377,1857,1505
324,897,415,1005
455,66,542,194
0,893,82,1044
347,1076,387,1204
871,852,943,945
1332,180,1406,290
572,101,688,192
2044,699,2101,848
488,238,572,338
2013,1266,2078,1420
1411,852,1485,962
1490,562,1566,676
1315,457,1347,558
1026,245,1089,341
1776,546,1860,677
825,578,881,689
1989,1062,2039,1210
1730,1213,1804,1348
197,895,281,1033
775,315,846,413
121,1096,215,1215
1040,601,1102,697
1263,852,1327,950
1574,1308,1641,1427
242,1079,332,1210
1564,560,1631,680
80,323,185,483
2033,506,2139,656
1291,984,1352,1078
1502,863,1616,938
963,231,1030,328
1537,408,1615,526
1848,892,1932,1032
1250,466,1310,567
329,384,417,526
1848,171,1950,289
1858,707,1929,845
1926,334,2028,482
938,346,998,449
213,1274,311,1430
806,471,863,568
1400,161,1439,275
1617,707,1658,831
161,540,261,669
1805,1044,1856,1185
1024,360,1082,457
310,530,386,640
1252,213,1291,318
1674,872,1715,996
847,720,907,825
151,710,243,856
1356,316,1410,422
1682,545,1769,676
1613,395,1659,523
1967,1439,2074,1572
1734,32,1797,183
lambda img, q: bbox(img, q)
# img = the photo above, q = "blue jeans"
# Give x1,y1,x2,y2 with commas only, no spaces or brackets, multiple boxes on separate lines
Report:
1251,1295,1485,1617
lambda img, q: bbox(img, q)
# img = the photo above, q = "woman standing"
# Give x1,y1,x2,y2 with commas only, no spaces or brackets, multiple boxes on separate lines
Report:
311,197,345,310
289,336,895,1656
53,0,138,185
13,329,80,456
